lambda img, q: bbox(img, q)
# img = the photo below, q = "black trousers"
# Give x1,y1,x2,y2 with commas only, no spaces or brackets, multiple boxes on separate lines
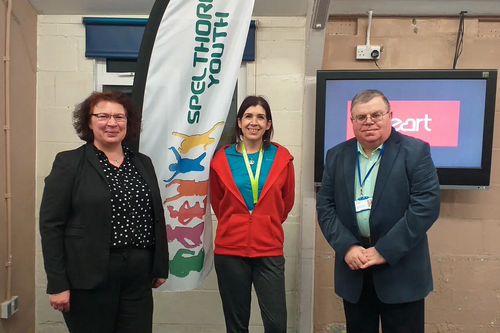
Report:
343,271,425,333
63,247,154,333
214,254,287,333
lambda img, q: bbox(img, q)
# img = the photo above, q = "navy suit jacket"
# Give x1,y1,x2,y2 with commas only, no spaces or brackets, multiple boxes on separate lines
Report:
40,143,169,294
316,128,440,304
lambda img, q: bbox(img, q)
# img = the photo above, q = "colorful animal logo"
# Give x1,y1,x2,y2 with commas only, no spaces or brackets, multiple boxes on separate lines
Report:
167,222,204,249
164,179,209,204
169,249,205,278
167,197,207,225
172,121,224,153
164,147,206,183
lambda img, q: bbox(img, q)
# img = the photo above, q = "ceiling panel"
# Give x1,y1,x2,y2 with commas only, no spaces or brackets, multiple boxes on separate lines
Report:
330,0,500,16
30,1,500,24
28,0,308,16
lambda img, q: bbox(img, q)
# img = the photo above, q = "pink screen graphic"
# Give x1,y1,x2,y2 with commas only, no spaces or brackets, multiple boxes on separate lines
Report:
346,101,460,147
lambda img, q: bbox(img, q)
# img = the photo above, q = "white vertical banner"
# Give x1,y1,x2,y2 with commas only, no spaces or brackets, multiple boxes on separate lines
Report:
139,0,255,291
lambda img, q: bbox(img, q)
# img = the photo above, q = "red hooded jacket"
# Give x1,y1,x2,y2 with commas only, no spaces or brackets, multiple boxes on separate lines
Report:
210,143,295,257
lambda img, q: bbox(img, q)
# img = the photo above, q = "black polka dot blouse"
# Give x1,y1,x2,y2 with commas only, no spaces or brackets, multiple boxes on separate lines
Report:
96,146,155,249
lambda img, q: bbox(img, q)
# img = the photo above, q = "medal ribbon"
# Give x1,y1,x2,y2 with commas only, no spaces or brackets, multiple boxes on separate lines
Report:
241,142,264,204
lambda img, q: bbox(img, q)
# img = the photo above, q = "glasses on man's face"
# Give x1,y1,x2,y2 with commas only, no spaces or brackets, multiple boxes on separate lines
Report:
91,113,127,123
352,110,391,124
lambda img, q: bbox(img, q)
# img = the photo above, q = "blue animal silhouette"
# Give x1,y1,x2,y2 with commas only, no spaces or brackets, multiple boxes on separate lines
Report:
164,147,206,183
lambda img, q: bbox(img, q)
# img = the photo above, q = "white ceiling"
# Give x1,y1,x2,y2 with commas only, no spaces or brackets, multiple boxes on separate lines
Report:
28,0,309,16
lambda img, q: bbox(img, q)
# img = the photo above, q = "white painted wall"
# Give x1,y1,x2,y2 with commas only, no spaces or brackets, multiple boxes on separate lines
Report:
36,14,94,333
35,14,306,333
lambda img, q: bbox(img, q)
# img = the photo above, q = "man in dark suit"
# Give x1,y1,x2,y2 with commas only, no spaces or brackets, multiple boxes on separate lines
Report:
316,90,440,333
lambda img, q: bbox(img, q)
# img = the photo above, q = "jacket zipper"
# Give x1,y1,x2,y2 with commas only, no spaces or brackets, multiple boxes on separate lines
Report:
247,214,252,257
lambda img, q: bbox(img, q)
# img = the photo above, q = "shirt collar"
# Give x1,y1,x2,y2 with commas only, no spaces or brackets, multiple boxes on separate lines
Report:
356,141,384,159
94,144,132,158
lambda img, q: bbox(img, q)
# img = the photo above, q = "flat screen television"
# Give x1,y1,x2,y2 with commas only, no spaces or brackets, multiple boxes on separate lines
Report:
315,69,497,190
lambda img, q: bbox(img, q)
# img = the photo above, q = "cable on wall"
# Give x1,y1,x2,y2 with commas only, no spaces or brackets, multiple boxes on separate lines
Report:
366,9,373,46
3,0,13,306
453,11,467,69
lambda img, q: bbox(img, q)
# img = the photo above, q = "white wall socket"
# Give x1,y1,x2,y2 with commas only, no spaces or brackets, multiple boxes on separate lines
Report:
356,45,381,60
1,296,19,319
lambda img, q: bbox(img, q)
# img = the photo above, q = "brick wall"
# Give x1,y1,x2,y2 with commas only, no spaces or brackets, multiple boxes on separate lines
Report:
35,15,305,333
314,16,500,333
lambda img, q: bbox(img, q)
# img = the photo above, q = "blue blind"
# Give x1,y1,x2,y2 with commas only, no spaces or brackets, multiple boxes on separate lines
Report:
244,20,256,62
83,17,256,61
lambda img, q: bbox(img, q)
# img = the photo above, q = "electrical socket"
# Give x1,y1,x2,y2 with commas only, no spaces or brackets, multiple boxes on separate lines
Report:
1,296,19,319
356,45,381,60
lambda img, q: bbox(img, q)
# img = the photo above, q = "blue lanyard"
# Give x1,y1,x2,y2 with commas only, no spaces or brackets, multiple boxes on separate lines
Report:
356,143,385,197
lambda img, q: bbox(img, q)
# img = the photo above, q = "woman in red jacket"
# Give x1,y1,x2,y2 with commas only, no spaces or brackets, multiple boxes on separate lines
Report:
210,95,295,333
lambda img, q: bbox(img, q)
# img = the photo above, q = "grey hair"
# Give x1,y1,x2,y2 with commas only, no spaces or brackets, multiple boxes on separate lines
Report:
350,89,391,115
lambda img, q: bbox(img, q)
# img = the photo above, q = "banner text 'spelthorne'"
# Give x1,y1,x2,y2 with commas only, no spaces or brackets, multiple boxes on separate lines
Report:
189,5,230,124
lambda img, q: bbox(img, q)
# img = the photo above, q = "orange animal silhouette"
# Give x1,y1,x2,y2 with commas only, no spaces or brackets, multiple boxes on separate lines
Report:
172,121,224,154
164,179,209,204
167,197,207,225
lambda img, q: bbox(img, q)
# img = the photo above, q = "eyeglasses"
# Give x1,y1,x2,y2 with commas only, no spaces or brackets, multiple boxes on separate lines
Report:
352,111,391,124
91,113,127,122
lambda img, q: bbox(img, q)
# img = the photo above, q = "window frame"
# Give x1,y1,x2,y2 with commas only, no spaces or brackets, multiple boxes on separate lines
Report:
94,59,248,109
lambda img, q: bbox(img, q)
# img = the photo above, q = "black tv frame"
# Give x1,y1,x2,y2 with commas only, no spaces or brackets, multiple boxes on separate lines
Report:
315,69,497,190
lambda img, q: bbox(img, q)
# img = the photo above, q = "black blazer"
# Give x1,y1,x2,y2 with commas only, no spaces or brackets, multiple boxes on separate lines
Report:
40,143,169,294
317,129,440,304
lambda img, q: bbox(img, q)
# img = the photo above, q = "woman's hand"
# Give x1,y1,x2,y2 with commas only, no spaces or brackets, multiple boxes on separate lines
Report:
49,290,70,312
152,278,166,288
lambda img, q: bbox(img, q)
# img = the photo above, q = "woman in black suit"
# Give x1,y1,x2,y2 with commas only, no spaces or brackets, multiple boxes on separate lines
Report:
39,91,168,333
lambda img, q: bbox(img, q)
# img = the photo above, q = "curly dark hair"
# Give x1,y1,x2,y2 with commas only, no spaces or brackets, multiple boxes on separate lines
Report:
73,90,141,143
232,95,274,150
